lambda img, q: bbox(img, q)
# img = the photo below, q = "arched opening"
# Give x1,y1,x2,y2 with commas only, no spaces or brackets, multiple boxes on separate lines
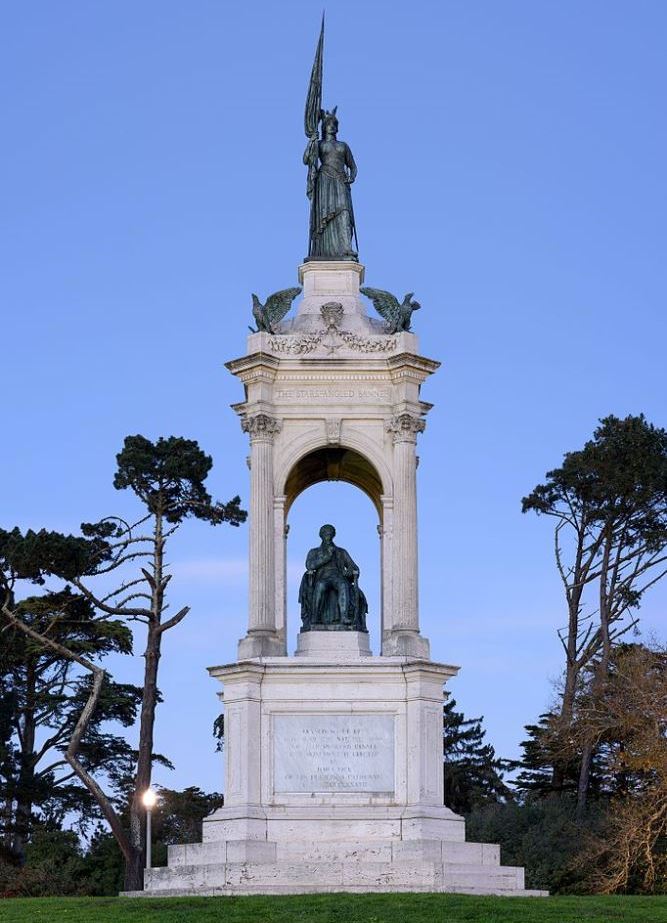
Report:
284,446,384,519
281,447,386,655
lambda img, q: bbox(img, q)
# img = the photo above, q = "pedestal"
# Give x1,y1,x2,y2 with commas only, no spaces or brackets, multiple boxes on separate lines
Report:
128,651,546,897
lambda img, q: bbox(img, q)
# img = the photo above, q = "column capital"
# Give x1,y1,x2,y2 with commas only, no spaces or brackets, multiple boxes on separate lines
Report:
387,413,426,444
242,413,282,443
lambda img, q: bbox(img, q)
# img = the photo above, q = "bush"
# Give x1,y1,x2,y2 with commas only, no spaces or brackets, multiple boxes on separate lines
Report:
0,828,85,897
466,795,606,893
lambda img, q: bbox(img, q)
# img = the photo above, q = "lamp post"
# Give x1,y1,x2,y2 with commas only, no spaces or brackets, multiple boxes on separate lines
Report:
142,788,157,871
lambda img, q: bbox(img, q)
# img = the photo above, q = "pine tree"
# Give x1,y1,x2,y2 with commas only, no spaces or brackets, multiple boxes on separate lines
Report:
514,713,581,796
0,589,141,862
443,698,513,814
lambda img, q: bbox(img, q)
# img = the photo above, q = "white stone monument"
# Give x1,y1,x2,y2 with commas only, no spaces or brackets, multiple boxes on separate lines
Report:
137,262,545,896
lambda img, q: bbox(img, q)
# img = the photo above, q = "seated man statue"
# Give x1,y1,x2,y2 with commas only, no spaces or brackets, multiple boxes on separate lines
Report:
299,524,368,632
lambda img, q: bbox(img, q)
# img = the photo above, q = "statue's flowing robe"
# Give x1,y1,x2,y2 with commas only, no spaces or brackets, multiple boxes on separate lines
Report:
305,142,356,258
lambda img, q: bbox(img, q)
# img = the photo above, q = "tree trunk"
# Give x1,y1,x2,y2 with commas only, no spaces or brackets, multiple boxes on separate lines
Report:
552,578,584,791
13,659,36,862
575,740,594,823
124,511,164,892
576,530,613,820
123,623,162,891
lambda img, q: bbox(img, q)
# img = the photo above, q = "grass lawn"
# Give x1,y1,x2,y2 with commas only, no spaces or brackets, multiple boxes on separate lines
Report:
1,894,666,923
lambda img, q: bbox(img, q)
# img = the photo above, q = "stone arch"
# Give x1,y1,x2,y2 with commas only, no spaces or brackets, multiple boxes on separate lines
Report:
284,446,383,519
277,431,392,520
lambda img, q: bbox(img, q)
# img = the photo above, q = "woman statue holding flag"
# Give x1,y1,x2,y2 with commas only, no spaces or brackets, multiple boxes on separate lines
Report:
303,21,358,260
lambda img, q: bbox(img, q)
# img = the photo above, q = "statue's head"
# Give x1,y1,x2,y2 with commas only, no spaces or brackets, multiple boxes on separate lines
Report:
319,523,336,541
321,107,338,136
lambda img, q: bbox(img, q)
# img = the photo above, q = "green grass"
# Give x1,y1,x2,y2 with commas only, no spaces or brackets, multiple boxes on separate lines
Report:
1,894,666,923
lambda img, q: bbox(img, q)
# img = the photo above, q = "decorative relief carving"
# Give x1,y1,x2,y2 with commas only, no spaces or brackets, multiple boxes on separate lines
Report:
242,413,282,442
338,330,398,352
387,413,426,444
320,301,344,328
265,302,399,355
325,418,342,445
267,333,323,355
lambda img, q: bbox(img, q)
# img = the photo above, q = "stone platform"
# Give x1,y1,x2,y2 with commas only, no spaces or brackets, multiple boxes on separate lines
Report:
133,836,546,896
125,642,545,897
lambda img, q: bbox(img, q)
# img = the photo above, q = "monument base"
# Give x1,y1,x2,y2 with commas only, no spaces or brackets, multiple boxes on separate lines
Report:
295,629,370,657
126,653,545,898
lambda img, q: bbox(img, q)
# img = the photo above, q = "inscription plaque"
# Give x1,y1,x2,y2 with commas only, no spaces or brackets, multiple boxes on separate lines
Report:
273,714,395,794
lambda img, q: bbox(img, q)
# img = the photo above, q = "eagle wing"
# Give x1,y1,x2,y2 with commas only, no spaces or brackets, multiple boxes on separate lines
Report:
264,287,302,330
359,287,400,327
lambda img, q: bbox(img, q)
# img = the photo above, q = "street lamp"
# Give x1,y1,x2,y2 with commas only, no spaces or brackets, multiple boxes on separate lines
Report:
142,788,157,870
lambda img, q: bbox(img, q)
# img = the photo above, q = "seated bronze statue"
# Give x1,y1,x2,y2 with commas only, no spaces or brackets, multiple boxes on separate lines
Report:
298,524,368,632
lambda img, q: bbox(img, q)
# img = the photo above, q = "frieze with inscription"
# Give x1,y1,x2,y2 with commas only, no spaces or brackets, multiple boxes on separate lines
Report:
274,387,391,402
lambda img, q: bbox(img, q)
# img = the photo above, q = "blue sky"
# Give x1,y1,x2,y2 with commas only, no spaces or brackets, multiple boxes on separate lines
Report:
2,1,666,794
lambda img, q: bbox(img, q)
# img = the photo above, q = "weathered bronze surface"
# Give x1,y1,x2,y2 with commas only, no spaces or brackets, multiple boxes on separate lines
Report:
303,21,358,261
299,524,368,632
249,287,301,334
359,287,421,333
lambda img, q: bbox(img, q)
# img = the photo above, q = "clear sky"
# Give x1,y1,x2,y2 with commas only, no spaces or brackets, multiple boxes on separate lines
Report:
2,1,666,795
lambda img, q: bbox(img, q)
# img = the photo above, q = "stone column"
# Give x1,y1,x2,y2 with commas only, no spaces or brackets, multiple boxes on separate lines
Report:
238,413,284,659
385,413,430,658
273,497,288,653
379,496,393,652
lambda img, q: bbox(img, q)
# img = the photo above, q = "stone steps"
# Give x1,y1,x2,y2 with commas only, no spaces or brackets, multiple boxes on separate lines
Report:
125,884,549,897
167,837,501,868
143,858,534,895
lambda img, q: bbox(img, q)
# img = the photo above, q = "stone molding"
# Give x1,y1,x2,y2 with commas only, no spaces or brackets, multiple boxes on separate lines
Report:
242,413,282,443
387,413,426,444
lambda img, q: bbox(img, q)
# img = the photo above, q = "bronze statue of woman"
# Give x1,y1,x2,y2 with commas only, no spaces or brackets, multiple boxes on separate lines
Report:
303,21,358,260
303,109,358,260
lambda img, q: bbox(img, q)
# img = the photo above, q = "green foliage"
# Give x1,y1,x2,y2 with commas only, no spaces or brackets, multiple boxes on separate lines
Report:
1,893,667,923
113,435,247,526
443,698,513,814
1,433,247,890
0,590,142,855
0,828,85,898
151,786,224,850
514,713,592,797
0,527,112,584
467,795,606,893
522,414,667,536
78,828,125,896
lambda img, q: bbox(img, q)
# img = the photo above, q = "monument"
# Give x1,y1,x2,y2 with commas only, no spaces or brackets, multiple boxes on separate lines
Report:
135,22,545,896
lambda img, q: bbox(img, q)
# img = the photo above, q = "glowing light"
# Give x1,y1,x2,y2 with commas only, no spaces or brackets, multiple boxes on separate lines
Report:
142,788,157,809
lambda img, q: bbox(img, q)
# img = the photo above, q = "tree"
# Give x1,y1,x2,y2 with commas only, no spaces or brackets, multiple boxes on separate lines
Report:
572,643,667,893
0,434,246,890
443,698,513,814
151,786,224,849
0,589,141,862
522,414,667,810
514,714,577,797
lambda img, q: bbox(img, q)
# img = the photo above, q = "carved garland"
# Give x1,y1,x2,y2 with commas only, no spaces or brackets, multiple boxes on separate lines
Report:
267,329,398,355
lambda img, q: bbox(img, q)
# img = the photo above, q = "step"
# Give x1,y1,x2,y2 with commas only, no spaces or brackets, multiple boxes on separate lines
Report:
169,838,501,868
145,859,527,894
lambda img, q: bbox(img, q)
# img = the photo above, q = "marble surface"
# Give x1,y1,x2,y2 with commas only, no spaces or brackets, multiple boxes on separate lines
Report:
273,713,394,794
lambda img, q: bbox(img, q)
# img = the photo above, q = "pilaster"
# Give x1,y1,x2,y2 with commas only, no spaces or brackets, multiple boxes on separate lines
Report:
383,414,429,658
238,413,284,658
